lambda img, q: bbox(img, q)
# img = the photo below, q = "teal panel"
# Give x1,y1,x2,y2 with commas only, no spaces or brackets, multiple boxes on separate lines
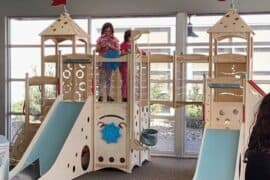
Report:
208,83,241,89
20,101,84,175
0,154,9,180
193,129,240,180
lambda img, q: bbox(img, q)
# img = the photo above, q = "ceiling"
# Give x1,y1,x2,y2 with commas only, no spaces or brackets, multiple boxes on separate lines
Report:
1,0,270,17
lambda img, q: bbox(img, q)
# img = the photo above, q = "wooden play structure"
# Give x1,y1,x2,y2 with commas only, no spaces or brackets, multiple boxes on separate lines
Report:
205,8,254,130
7,9,266,180
9,12,155,179
193,9,266,180
10,12,89,166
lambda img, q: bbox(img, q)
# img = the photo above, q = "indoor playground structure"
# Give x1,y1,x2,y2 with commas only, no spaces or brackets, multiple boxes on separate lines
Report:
0,8,266,180
193,9,266,180
8,12,154,179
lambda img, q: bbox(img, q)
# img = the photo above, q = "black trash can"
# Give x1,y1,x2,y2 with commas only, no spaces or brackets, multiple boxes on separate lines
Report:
140,129,158,146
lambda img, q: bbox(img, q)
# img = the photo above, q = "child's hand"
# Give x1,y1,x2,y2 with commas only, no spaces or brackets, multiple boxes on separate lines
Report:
107,43,115,50
101,41,107,48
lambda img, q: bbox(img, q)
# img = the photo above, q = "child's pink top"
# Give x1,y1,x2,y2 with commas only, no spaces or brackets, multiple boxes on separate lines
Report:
96,35,119,56
120,42,131,54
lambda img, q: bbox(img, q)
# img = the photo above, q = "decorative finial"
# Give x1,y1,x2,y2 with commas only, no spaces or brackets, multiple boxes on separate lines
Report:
51,0,68,13
230,0,235,9
64,5,67,13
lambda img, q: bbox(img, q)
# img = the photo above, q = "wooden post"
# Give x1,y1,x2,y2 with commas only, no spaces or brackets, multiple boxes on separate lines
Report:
173,51,176,108
209,34,213,78
72,36,76,54
92,50,96,170
25,73,30,125
58,51,63,95
247,33,253,80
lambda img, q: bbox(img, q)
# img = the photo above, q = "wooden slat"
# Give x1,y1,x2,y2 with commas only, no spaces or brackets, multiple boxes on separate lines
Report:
150,100,202,107
29,76,58,85
43,55,58,63
213,54,246,63
175,101,203,107
137,99,149,107
43,99,55,106
62,53,93,60
213,33,248,41
176,54,209,63
144,54,173,63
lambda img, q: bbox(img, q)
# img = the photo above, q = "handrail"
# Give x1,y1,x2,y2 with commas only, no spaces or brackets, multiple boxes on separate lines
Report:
248,80,266,96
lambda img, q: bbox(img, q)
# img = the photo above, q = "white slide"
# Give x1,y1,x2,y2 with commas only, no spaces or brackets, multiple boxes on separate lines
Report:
10,96,93,179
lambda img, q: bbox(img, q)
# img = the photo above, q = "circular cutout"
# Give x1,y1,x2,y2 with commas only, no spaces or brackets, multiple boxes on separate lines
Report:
63,70,71,79
219,110,225,116
79,64,86,69
120,157,125,163
67,64,73,70
72,166,76,173
63,83,72,93
79,82,86,91
225,118,231,125
98,156,104,162
109,157,115,163
233,109,239,115
76,69,84,79
81,146,90,171
75,91,82,100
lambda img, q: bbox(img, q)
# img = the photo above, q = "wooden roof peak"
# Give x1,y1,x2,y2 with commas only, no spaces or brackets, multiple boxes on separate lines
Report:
208,9,253,34
40,12,88,39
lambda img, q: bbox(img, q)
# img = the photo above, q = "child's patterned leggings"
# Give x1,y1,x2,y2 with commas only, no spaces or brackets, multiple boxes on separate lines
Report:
99,63,113,97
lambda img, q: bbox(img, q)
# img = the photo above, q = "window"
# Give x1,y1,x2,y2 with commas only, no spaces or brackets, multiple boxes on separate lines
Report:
91,17,176,54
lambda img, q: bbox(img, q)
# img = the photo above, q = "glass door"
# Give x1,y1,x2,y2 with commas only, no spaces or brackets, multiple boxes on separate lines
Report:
182,63,208,156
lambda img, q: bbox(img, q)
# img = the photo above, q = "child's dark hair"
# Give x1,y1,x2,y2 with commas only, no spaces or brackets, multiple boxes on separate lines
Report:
124,29,131,42
245,93,270,160
101,22,114,35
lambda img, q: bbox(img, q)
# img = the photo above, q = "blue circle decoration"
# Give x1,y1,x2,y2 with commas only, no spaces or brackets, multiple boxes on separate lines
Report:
101,122,121,144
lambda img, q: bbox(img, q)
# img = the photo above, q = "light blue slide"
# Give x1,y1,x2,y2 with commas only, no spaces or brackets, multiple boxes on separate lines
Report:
193,129,240,180
12,101,84,178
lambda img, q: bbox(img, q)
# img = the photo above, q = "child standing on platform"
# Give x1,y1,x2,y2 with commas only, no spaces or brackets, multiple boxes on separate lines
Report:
120,29,145,102
96,22,120,102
